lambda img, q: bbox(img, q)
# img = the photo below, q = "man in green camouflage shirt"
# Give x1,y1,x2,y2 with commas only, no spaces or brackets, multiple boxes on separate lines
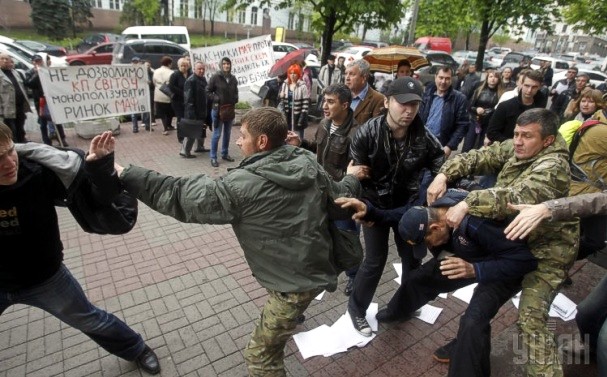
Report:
427,108,579,377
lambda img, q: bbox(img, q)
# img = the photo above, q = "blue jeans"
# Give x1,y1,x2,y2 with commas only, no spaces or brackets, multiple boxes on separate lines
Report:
132,113,150,131
210,108,233,159
576,273,607,375
0,264,145,361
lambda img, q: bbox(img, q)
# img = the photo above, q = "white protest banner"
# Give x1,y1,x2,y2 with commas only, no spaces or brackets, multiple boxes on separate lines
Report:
191,35,274,87
38,65,150,124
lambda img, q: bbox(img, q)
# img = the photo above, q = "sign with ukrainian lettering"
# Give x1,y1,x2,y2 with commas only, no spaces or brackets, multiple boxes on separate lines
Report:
38,65,150,124
191,35,274,87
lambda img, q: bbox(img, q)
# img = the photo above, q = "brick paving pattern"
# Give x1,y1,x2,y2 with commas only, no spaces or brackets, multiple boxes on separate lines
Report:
0,122,602,376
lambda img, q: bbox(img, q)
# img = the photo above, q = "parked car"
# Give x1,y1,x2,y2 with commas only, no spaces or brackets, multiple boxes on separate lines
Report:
552,69,607,88
271,42,299,61
361,40,389,48
414,36,452,54
77,33,120,53
487,46,511,55
250,62,322,111
335,46,373,64
16,40,67,57
331,40,353,52
66,42,115,66
112,39,188,68
500,52,533,70
530,56,570,73
415,51,459,86
0,35,67,67
292,42,319,57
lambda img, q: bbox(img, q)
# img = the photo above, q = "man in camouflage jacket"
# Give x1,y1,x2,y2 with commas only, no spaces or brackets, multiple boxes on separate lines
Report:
427,108,579,377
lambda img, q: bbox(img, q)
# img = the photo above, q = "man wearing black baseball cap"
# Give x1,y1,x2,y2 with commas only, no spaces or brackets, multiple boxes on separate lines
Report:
337,188,536,377
345,77,445,336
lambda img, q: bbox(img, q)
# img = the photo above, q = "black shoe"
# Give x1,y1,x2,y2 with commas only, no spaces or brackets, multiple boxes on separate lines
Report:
194,147,209,153
179,153,197,159
344,277,354,296
563,276,573,286
350,313,372,337
135,345,160,374
211,159,219,167
167,125,176,131
296,314,306,324
61,140,69,147
222,155,235,162
433,339,457,363
376,308,406,323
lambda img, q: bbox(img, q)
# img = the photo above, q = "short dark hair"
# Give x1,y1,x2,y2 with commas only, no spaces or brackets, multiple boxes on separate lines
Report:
577,73,590,82
323,83,352,106
397,59,411,69
523,69,543,84
0,122,12,144
160,56,173,67
568,66,579,74
436,65,453,76
241,107,288,149
516,108,559,138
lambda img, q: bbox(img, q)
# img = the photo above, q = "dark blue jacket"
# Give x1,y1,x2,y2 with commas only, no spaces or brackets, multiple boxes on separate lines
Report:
419,84,470,151
364,202,536,283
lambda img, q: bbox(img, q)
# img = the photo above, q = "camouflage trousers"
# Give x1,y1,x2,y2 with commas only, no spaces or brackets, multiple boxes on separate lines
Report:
244,288,321,377
518,261,567,377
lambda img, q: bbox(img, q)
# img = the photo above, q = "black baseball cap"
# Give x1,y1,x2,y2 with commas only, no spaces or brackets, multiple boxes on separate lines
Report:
385,77,423,104
398,190,468,258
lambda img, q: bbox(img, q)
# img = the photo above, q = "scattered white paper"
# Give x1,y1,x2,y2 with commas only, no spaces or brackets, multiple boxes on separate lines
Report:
315,291,325,301
438,293,448,299
293,303,380,359
512,291,578,322
452,283,478,304
393,263,403,285
414,304,443,324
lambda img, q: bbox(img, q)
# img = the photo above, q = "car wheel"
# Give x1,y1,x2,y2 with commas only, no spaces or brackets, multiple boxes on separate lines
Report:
70,61,85,66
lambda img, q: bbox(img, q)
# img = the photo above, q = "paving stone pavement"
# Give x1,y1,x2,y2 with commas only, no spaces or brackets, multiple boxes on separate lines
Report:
0,121,603,377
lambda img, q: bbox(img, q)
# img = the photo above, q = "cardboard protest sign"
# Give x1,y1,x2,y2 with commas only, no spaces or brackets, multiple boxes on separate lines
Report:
191,35,274,87
38,65,150,124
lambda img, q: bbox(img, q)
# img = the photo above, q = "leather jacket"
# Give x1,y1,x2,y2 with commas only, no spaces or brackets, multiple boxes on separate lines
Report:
350,114,445,208
302,109,358,181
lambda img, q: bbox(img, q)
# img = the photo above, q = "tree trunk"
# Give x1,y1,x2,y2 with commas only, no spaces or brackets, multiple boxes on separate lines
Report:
320,9,336,66
465,30,470,50
477,19,490,71
210,20,215,36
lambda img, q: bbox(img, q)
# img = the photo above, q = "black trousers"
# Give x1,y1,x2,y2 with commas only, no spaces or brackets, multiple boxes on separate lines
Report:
347,224,419,317
4,112,26,143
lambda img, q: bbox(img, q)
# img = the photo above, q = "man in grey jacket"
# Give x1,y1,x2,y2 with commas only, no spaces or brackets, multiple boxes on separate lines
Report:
0,53,30,143
115,107,365,376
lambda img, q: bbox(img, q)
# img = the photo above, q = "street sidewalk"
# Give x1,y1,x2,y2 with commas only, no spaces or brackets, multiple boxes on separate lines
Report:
0,123,602,377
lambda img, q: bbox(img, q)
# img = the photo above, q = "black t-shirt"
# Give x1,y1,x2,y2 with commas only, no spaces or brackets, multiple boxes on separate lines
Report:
0,159,66,291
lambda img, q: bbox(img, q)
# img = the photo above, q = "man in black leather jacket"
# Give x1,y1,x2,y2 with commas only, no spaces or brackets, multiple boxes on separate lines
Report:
346,77,445,336
0,126,160,375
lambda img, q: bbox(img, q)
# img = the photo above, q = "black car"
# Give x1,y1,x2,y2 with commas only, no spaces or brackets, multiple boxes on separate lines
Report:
16,40,67,57
76,33,121,53
111,39,188,69
415,51,459,85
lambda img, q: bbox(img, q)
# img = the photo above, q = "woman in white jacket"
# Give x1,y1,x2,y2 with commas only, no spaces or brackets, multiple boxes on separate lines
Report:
152,56,175,135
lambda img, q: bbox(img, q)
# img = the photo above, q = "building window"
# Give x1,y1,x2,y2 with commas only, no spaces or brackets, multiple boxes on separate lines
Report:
251,7,258,25
561,25,567,33
226,9,234,23
179,0,189,17
298,14,304,31
194,2,202,18
109,0,120,10
238,10,246,24
288,13,294,29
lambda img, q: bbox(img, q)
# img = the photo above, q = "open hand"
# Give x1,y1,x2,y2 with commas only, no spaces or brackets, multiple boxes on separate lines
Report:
439,256,475,279
86,131,114,162
504,203,550,240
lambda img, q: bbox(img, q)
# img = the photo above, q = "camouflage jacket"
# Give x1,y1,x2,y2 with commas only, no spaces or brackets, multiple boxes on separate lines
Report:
439,135,579,265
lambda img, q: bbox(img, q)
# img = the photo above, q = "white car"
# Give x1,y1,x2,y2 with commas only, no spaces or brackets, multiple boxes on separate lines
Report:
0,35,68,67
272,42,299,61
552,69,607,88
335,46,373,64
530,56,570,73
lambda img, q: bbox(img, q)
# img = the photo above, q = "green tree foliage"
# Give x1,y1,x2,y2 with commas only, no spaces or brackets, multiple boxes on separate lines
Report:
71,0,94,30
414,0,565,69
562,0,607,33
224,0,405,64
31,0,71,39
121,0,161,26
